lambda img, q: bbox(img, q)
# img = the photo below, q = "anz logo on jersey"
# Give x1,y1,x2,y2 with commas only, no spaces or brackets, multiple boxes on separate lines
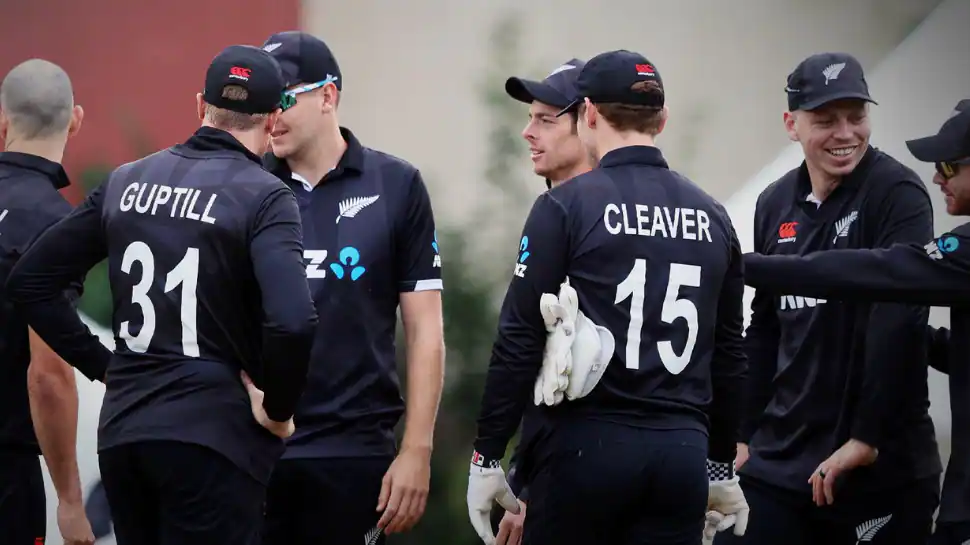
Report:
432,230,442,268
514,235,530,278
925,234,959,261
303,246,367,281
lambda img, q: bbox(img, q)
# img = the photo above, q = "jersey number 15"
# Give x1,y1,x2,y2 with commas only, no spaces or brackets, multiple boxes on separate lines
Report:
119,241,200,357
615,259,701,375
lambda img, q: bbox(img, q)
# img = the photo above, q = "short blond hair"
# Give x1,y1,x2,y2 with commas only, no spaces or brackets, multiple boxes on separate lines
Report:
203,85,269,131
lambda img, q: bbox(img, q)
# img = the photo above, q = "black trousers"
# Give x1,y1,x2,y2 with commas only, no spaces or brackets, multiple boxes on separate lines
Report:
523,422,709,545
99,441,266,545
261,456,393,545
0,450,45,545
714,473,939,545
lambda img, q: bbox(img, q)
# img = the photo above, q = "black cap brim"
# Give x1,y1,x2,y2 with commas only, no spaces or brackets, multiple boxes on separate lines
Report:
555,98,582,117
906,134,965,163
799,91,878,112
505,77,569,109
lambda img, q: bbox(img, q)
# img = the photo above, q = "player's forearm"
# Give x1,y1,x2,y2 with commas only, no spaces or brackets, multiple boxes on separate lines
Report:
851,304,928,448
401,325,444,451
28,358,83,504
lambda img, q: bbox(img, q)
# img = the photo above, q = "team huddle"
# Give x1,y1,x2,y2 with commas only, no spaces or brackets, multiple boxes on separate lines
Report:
0,28,968,545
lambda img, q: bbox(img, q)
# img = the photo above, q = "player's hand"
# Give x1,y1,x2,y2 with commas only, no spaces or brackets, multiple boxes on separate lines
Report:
57,500,95,545
734,443,750,471
376,445,431,534
495,499,526,545
707,460,749,536
240,371,295,439
467,453,520,545
810,438,878,506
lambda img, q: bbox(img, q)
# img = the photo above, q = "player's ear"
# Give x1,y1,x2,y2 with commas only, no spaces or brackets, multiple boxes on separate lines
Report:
319,83,338,114
67,105,84,139
584,99,597,130
0,109,8,142
784,111,799,142
196,93,206,122
265,110,281,135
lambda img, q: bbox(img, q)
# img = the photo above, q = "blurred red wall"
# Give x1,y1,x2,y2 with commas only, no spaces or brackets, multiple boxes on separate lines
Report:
0,0,300,203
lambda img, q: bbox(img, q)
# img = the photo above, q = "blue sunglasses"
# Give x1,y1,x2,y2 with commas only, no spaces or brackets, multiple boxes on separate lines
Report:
280,75,339,111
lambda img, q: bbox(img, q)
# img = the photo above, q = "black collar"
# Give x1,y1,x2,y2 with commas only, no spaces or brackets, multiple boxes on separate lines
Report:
180,127,263,165
599,145,669,170
0,151,70,189
263,127,366,182
795,145,878,202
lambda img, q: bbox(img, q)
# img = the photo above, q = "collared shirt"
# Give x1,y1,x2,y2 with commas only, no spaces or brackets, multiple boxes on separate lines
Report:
6,128,318,484
0,152,74,452
473,145,746,465
264,127,443,459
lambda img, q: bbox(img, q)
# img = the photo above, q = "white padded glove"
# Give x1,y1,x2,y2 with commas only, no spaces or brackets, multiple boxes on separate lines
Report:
564,308,614,401
706,460,749,537
702,510,738,544
535,286,577,406
467,452,520,545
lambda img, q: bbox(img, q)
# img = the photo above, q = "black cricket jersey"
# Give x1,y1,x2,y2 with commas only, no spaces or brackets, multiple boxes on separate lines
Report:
264,127,442,460
473,146,747,465
6,128,318,484
742,222,970,522
0,152,80,453
740,146,942,495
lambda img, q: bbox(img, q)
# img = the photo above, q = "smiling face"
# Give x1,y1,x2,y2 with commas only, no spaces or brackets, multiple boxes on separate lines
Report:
521,101,587,183
785,98,871,179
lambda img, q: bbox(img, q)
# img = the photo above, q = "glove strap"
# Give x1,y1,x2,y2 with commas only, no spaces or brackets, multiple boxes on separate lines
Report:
707,459,735,482
471,450,502,469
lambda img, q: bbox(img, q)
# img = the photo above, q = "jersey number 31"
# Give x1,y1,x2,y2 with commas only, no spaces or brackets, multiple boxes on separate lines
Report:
119,241,200,357
615,259,700,375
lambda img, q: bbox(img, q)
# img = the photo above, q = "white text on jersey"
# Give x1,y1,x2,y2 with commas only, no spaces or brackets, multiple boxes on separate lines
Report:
118,182,217,224
779,295,826,310
603,203,712,242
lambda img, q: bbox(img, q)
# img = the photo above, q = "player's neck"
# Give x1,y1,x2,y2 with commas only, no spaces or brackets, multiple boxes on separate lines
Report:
548,162,594,187
287,125,346,188
595,132,656,161
805,160,841,202
4,134,66,164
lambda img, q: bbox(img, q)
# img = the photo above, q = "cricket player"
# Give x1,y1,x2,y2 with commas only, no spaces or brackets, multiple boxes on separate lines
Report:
259,31,445,545
741,99,970,545
489,56,595,545
468,49,749,545
6,44,317,545
721,53,942,544
0,58,94,545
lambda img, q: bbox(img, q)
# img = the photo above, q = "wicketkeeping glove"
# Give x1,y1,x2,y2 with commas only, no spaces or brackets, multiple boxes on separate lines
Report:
467,451,520,545
535,291,575,406
702,510,738,544
707,460,749,536
564,308,614,401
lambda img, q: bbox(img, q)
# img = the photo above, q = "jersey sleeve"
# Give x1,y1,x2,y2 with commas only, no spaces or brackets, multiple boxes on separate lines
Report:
853,181,933,449
708,219,747,464
394,170,442,293
739,195,781,444
5,184,112,382
742,221,970,307
248,187,318,422
473,193,569,463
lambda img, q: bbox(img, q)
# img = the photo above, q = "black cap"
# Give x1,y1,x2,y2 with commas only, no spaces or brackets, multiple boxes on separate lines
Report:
505,59,585,110
906,100,970,163
557,50,664,116
203,45,285,115
261,31,342,89
785,52,877,111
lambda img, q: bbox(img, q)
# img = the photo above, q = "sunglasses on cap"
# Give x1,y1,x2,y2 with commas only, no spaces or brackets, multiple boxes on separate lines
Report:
935,157,970,180
279,75,340,112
